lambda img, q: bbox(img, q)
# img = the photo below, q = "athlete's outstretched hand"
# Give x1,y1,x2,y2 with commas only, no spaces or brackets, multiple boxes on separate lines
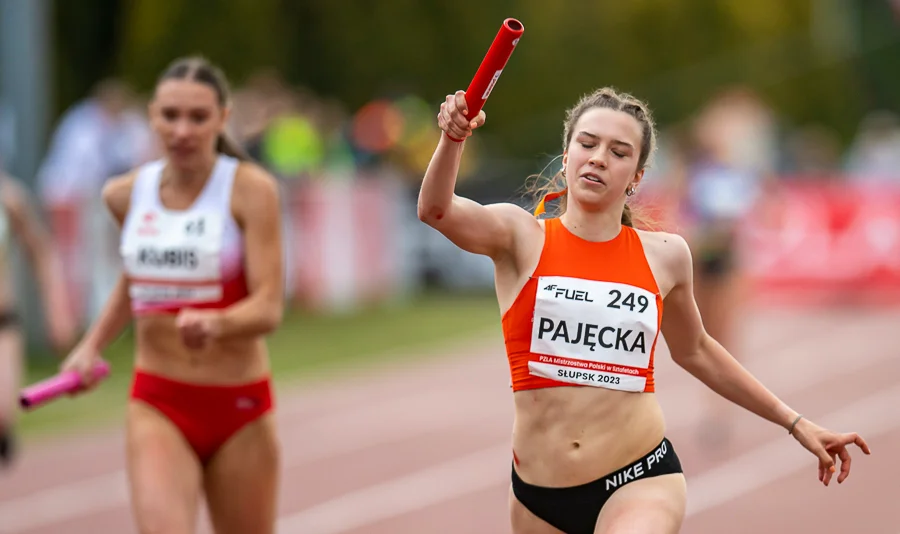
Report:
438,90,486,141
790,417,870,486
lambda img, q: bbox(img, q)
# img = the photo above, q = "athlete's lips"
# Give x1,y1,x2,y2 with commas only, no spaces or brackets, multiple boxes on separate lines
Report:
168,144,197,156
580,171,606,185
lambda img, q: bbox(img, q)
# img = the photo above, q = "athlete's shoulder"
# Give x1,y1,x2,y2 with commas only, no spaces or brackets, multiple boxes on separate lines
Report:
635,228,688,248
232,161,281,223
634,229,692,275
101,169,139,225
233,160,279,197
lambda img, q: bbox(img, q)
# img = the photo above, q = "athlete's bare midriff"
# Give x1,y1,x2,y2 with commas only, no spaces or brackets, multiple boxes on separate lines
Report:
133,315,270,385
511,386,666,486
498,218,678,487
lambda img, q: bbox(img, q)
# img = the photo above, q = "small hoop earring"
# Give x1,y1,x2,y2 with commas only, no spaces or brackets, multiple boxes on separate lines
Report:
561,168,566,178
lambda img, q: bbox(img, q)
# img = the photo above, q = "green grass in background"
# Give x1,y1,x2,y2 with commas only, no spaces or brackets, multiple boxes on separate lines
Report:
18,291,501,441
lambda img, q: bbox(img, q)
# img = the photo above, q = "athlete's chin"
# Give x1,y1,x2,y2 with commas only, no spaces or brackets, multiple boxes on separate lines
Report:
570,192,613,213
166,149,204,168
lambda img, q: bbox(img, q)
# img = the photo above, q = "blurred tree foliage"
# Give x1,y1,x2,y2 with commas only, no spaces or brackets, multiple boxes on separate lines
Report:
52,0,898,170
117,0,290,93
857,0,900,114
51,0,125,115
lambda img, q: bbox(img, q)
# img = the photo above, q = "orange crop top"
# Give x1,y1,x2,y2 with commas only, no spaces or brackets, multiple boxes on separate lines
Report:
501,218,663,393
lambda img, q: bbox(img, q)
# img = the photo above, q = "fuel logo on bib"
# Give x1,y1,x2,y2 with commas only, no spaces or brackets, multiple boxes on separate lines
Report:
542,284,593,302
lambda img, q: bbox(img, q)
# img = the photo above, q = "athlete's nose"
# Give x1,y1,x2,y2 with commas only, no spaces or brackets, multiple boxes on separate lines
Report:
588,149,608,170
173,118,193,139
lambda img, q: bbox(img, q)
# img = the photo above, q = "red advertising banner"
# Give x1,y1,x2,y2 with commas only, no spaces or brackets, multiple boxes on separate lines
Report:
633,179,900,305
739,180,900,304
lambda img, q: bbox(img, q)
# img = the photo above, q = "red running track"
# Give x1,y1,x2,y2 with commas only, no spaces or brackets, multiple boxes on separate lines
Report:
0,306,898,533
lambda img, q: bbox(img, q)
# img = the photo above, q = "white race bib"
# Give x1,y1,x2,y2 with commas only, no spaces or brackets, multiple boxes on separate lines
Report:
122,209,225,304
528,276,660,392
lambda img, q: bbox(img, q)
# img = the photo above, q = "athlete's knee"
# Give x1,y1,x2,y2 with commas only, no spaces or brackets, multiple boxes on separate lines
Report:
131,486,198,534
135,512,195,534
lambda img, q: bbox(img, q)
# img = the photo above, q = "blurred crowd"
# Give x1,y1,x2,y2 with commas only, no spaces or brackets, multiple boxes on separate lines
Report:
22,72,900,216
27,70,483,210
0,71,898,325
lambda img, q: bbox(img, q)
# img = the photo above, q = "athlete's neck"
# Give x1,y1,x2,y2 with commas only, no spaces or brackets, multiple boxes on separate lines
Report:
559,203,624,243
164,153,217,190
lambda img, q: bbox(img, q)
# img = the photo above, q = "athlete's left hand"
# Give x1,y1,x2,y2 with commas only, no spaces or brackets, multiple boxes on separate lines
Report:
175,308,224,350
790,417,871,486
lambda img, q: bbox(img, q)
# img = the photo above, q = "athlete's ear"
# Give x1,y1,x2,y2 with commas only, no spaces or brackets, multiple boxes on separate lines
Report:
632,168,645,188
220,105,232,127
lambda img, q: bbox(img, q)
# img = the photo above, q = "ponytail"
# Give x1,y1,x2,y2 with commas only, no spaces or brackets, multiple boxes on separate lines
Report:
622,203,634,227
216,132,252,162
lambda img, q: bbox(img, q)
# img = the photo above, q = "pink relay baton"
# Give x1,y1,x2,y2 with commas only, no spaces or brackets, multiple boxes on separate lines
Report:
19,360,111,410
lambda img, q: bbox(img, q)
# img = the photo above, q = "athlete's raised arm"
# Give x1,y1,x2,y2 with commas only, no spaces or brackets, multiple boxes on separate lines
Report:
417,90,536,261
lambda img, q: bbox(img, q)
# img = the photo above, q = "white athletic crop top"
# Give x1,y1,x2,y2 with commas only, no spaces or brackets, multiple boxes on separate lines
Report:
120,155,249,315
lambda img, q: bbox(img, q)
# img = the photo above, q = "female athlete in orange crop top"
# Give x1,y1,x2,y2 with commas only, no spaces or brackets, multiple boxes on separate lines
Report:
60,57,284,534
418,87,870,534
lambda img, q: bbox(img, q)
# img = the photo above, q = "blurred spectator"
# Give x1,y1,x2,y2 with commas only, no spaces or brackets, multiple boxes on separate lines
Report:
784,124,843,178
693,86,779,178
35,79,155,324
0,100,14,171
229,69,292,164
844,110,900,183
315,97,357,175
36,79,154,206
259,92,325,180
678,87,774,452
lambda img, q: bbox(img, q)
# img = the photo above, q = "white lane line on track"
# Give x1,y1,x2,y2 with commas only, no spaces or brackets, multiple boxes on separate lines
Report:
0,315,886,531
0,472,127,534
276,445,511,534
684,382,900,517
0,389,510,533
274,382,900,533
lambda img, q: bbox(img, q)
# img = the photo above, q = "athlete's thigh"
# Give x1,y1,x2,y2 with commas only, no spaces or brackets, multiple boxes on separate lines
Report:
203,413,280,534
0,326,22,425
127,401,204,534
509,486,566,534
594,474,687,534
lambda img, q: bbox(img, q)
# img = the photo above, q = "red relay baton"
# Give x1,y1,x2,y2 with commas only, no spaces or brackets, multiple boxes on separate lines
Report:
446,18,525,142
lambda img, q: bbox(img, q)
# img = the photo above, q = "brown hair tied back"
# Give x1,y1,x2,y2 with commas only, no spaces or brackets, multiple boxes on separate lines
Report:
526,87,657,228
157,56,251,162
